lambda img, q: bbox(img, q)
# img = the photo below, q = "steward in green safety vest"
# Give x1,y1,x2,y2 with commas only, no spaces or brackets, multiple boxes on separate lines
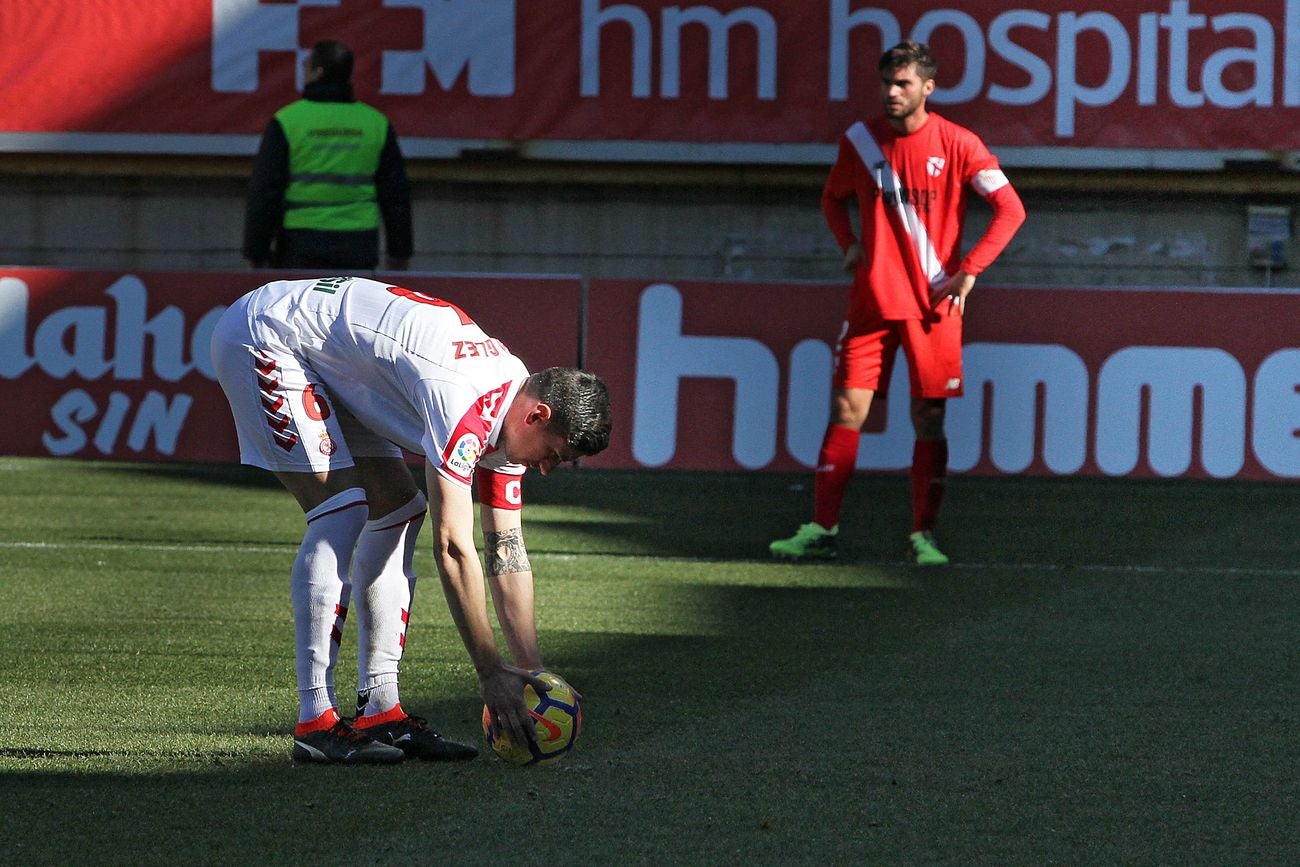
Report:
277,99,388,233
244,40,412,271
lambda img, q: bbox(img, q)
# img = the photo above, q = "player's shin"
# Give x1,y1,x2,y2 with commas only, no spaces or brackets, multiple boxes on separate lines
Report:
353,494,425,717
813,424,861,529
911,438,948,532
292,488,368,725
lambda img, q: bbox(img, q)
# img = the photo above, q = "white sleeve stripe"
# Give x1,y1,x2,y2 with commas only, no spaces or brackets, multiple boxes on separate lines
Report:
844,122,948,289
971,168,1010,197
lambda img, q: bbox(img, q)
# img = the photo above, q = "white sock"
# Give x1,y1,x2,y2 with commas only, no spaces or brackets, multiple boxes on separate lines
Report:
293,487,368,725
358,680,401,719
353,492,426,717
326,581,351,713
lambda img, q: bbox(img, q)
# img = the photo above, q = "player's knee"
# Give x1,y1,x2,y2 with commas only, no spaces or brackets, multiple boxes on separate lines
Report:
830,392,873,429
911,401,946,438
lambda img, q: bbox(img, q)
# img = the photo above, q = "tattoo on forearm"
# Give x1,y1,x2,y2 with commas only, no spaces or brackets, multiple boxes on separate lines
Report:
484,528,531,576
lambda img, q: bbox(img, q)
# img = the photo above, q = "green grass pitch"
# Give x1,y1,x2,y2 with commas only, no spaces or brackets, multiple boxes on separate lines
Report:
0,456,1297,864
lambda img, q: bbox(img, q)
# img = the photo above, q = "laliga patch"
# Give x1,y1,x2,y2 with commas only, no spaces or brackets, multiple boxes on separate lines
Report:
445,432,483,477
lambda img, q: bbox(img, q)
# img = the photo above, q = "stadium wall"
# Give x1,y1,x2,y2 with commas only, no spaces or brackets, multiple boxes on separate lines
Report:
3,267,1298,482
3,154,1299,290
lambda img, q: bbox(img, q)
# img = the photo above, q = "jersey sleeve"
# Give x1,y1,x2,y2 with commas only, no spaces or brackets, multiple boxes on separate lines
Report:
424,399,488,489
956,131,1026,277
821,138,861,252
418,378,517,489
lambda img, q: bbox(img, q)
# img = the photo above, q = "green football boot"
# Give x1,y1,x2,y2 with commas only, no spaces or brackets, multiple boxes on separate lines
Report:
908,530,950,566
769,523,838,561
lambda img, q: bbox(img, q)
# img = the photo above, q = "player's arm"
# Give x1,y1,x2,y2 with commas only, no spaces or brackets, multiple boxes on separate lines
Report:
425,464,544,746
480,505,542,670
822,139,863,272
959,169,1026,276
932,166,1027,315
476,468,542,669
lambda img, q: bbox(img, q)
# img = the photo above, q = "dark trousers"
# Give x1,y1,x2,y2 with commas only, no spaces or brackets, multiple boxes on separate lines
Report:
273,227,380,271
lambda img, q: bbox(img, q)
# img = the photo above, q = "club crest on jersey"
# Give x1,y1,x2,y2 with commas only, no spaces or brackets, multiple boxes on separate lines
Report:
927,156,946,177
318,433,337,456
446,432,483,476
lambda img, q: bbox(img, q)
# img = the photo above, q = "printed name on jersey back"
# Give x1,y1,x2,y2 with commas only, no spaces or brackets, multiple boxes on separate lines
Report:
437,381,513,486
453,339,505,359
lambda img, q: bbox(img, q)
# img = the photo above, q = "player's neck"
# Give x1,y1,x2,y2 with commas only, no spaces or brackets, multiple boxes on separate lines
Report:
890,106,929,135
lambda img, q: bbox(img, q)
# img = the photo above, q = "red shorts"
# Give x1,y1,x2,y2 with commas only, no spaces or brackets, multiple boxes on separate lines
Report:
832,312,964,398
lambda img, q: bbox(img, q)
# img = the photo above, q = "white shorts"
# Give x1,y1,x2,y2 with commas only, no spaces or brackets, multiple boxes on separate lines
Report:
211,295,402,473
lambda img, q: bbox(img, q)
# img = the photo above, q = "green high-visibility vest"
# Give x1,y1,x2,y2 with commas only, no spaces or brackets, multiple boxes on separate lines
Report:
276,99,389,231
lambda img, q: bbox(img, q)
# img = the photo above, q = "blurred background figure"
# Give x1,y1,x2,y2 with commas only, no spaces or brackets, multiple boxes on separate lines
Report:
243,40,412,272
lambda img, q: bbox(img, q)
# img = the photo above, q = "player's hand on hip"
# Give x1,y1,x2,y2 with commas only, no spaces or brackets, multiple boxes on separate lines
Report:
841,242,864,273
931,270,976,317
480,662,550,747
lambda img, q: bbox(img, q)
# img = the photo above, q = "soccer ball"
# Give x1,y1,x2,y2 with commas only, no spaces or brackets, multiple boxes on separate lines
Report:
482,670,582,765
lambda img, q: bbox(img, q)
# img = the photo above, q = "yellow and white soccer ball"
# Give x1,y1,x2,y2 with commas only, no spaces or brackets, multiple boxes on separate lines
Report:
482,670,582,766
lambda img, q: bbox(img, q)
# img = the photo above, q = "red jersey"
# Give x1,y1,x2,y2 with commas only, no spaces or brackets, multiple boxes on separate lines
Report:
822,112,1025,321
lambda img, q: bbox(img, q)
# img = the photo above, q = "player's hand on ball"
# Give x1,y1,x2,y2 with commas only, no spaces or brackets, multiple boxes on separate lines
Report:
479,663,550,746
482,670,582,765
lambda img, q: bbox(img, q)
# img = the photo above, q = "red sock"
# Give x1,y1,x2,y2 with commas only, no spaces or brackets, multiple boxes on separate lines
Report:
813,424,860,530
355,703,406,730
911,439,948,532
294,707,340,737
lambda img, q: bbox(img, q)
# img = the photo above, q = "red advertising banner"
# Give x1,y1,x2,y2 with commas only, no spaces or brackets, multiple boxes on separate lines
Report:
5,269,1298,480
583,279,1300,480
0,268,581,463
2,1,1299,157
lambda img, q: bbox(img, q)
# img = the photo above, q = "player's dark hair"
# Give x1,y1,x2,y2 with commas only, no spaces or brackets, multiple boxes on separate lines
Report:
308,40,354,85
879,41,937,82
523,368,612,457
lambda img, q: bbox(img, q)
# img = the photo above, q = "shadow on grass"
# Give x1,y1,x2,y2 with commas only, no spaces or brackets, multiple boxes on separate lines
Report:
0,569,1071,864
107,459,285,490
5,460,1300,861
4,562,1299,862
527,466,1300,569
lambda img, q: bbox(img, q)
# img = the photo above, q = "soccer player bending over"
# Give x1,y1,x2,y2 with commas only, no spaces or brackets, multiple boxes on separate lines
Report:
211,276,611,763
770,41,1025,566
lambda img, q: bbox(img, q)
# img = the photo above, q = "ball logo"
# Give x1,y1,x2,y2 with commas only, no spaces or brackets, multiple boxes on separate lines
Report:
530,711,564,743
446,432,482,476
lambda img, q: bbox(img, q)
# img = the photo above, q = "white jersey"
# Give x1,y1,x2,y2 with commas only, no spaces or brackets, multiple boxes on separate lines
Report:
236,276,528,488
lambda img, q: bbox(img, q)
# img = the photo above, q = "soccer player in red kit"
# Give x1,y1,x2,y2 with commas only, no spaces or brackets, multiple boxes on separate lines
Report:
770,41,1025,565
